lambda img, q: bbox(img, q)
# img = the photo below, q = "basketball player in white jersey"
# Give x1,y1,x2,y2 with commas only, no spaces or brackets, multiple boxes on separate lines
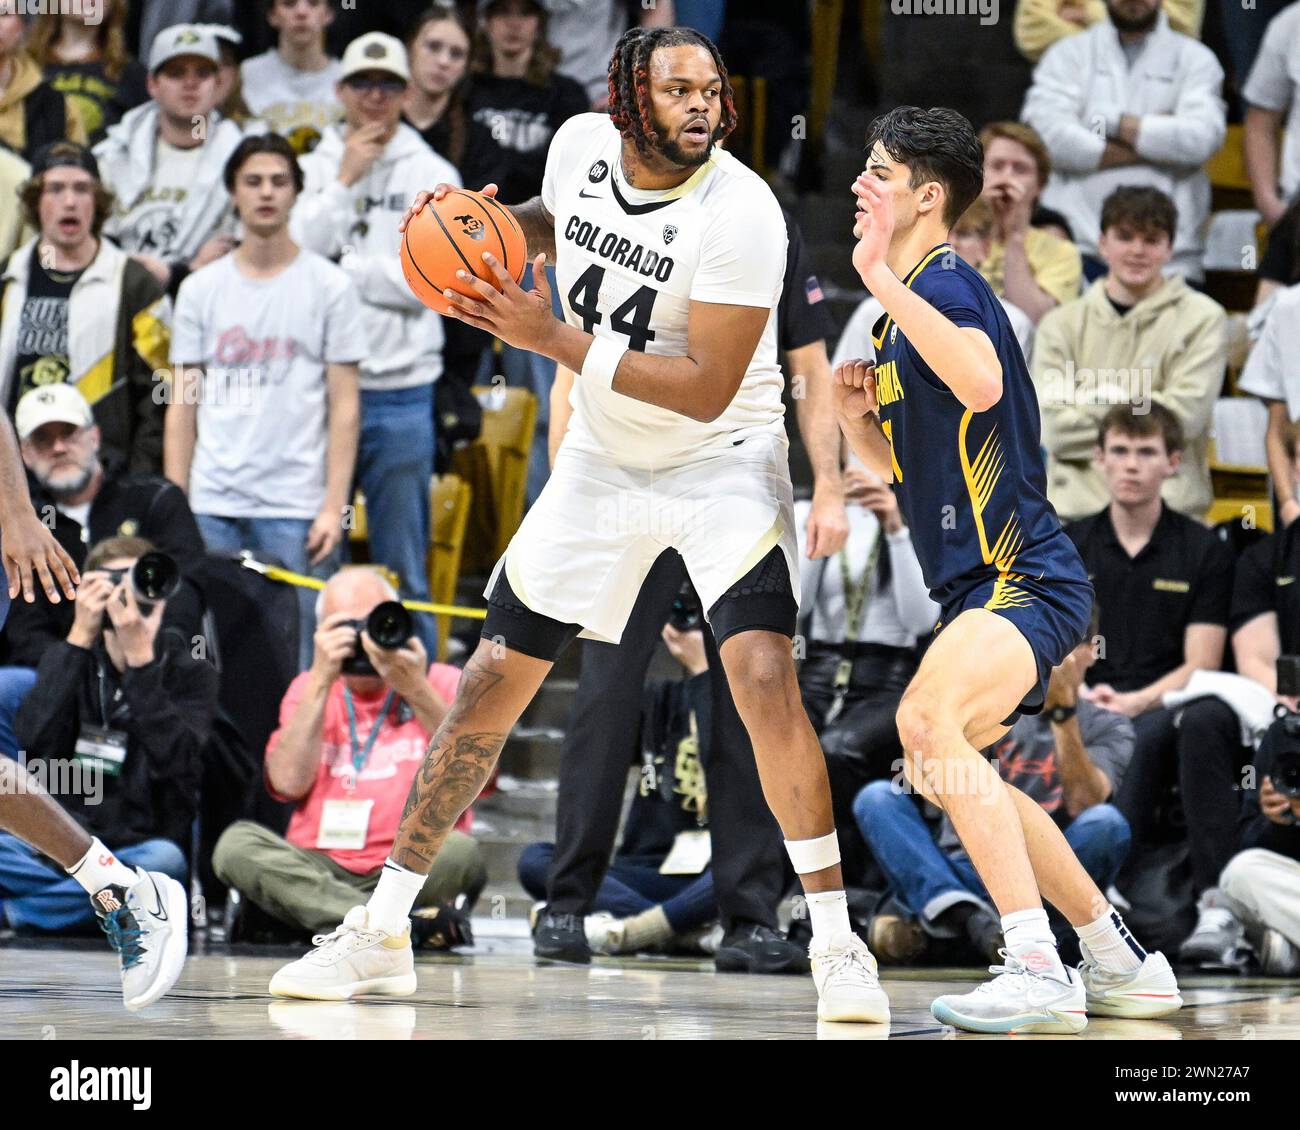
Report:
270,26,888,1024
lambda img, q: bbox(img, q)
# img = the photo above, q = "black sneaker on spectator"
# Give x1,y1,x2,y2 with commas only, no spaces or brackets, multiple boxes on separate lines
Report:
1259,928,1300,976
966,907,1004,964
410,903,474,951
1177,890,1245,970
533,907,591,964
714,922,810,974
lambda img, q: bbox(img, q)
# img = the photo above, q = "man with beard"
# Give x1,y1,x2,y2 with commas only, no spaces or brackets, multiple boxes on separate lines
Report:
0,382,205,759
1021,0,1225,283
271,25,889,1025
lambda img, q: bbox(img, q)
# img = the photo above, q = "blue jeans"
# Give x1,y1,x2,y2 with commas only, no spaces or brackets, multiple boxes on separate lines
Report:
0,833,188,932
517,841,717,935
0,666,37,758
852,779,1131,931
476,264,558,508
196,513,336,671
356,384,437,653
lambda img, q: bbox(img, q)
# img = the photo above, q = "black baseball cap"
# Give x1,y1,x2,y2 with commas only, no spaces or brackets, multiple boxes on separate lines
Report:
29,141,100,183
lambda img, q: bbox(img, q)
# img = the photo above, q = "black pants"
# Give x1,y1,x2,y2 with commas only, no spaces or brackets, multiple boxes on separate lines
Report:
1116,697,1251,895
546,550,786,932
799,646,914,887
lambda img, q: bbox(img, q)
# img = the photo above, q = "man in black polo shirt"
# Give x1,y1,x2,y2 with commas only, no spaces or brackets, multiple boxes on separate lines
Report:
0,384,205,758
1066,402,1242,968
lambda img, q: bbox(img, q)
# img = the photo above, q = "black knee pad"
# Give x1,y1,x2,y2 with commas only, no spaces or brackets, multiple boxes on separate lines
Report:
481,566,582,662
706,546,798,648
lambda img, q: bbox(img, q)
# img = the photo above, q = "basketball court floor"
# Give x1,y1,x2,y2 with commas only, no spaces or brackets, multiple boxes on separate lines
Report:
4,931,1298,1040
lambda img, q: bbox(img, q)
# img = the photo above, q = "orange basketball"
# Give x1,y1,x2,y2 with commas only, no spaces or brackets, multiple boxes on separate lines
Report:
400,188,528,315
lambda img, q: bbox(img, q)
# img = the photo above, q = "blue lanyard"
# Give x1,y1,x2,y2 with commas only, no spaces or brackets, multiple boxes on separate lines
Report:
344,688,395,781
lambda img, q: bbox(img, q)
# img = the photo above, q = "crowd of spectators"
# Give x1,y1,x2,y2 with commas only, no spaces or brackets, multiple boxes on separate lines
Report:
0,0,1297,981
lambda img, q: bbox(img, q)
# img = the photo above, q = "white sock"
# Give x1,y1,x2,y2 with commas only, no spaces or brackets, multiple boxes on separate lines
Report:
1075,904,1146,974
1001,908,1066,979
67,838,139,894
805,890,852,944
366,859,427,935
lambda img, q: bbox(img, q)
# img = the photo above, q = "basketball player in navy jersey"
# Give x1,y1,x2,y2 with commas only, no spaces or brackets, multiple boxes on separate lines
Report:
833,106,1182,1033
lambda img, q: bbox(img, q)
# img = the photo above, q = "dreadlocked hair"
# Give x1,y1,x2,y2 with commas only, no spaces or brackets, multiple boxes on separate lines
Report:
606,26,737,155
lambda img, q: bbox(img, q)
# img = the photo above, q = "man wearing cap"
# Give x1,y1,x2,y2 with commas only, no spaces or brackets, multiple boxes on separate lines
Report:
93,24,249,297
0,382,205,760
0,140,171,476
291,32,460,655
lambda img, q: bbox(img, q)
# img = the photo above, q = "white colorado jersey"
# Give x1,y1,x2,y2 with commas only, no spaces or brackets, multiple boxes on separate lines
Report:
542,113,788,469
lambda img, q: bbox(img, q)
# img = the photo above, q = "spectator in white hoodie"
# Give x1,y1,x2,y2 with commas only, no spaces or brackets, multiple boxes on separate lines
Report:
291,32,460,654
93,24,250,297
1020,0,1225,284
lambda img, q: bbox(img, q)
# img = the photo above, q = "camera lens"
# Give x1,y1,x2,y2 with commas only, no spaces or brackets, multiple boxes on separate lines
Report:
366,601,413,649
131,552,179,602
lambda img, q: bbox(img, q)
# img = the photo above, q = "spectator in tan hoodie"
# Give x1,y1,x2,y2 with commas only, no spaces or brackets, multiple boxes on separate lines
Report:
1031,186,1226,521
0,10,87,159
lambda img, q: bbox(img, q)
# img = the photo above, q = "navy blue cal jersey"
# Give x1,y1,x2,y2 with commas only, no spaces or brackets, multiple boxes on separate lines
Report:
872,245,1083,603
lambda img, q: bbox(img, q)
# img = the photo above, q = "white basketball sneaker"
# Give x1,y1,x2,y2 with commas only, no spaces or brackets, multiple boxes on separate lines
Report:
931,950,1088,1034
94,868,190,1012
269,906,418,1000
810,931,891,1023
1079,945,1183,1018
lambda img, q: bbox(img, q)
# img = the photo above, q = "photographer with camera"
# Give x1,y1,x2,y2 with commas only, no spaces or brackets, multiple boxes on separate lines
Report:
212,566,485,945
0,383,205,759
2,535,213,932
1217,716,1300,975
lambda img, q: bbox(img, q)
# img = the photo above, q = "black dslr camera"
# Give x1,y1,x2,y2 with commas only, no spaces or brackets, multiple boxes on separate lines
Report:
340,600,415,676
668,581,701,632
1269,656,1300,799
103,551,180,616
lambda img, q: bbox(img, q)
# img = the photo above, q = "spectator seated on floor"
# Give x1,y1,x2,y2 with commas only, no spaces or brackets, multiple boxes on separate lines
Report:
794,461,937,886
0,534,215,933
1219,718,1300,976
1020,0,1225,283
212,567,486,948
853,631,1134,967
1031,187,1226,523
518,610,719,956
0,384,205,760
1065,403,1248,968
977,121,1083,325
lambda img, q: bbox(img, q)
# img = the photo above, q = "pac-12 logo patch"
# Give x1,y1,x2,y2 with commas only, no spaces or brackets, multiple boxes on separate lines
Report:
663,225,678,245
588,160,609,183
454,214,486,241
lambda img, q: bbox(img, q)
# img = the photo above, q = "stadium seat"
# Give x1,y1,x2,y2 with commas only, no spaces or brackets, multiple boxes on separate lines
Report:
427,474,472,661
1207,396,1274,531
452,385,537,571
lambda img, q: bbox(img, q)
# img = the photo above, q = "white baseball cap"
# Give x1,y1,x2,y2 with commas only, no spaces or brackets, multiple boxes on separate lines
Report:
16,383,94,441
149,24,221,73
340,32,410,84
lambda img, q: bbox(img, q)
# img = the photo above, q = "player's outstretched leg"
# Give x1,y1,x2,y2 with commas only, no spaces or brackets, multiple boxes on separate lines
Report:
718,629,890,1024
269,639,553,1000
898,610,1175,1033
0,758,188,1010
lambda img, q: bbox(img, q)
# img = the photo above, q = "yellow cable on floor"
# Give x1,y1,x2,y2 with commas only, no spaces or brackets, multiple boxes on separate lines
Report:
239,555,488,620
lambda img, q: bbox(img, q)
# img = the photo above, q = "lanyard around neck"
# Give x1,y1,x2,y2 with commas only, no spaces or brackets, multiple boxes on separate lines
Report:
344,688,395,781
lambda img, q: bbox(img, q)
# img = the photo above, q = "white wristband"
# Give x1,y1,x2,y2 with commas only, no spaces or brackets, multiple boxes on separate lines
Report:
580,335,627,391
